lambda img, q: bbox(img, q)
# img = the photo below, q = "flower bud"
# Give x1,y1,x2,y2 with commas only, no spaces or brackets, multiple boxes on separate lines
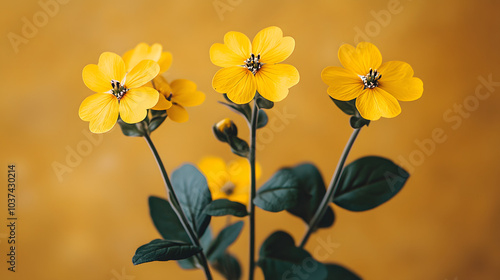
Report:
213,118,238,143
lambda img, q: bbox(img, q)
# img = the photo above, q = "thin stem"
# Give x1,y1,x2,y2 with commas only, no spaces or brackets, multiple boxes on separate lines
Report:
144,132,213,280
247,100,259,280
299,128,361,248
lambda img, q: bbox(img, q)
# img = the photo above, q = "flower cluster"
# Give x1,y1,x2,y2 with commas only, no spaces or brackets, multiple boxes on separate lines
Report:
79,43,204,133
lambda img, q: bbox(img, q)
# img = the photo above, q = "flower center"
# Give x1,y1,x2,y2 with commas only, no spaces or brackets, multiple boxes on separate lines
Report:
111,80,129,100
359,68,382,89
220,181,236,196
244,53,262,75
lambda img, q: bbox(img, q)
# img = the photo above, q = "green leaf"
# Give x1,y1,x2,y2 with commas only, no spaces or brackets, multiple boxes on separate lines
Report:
286,163,335,229
132,239,201,265
219,94,252,121
148,196,190,243
330,98,357,116
325,264,362,280
177,228,213,270
207,221,244,262
117,119,147,137
254,168,300,212
204,199,248,217
149,110,168,132
257,109,268,129
171,164,212,237
333,156,410,211
212,253,242,280
256,94,274,109
227,136,249,158
257,231,328,280
349,116,370,129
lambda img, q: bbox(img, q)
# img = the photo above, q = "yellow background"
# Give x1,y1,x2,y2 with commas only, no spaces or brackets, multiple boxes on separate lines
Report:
1,0,500,279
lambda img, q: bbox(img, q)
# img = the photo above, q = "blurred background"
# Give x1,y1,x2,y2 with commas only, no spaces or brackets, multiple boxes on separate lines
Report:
1,0,500,279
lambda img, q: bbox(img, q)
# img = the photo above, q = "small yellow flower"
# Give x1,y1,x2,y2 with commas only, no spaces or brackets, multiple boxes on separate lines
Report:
210,26,300,104
150,76,205,123
79,52,160,133
321,42,423,121
198,156,261,205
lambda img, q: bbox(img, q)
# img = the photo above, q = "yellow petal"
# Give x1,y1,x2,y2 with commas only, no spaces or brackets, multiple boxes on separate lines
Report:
79,93,119,133
252,26,292,63
98,52,126,82
170,79,205,107
356,88,401,120
167,104,189,123
224,31,251,60
378,61,414,81
198,156,228,190
252,26,294,63
122,49,134,71
125,43,162,71
151,75,173,95
229,193,249,205
379,77,423,102
119,87,159,123
210,43,247,67
322,66,364,101
158,52,173,73
213,66,256,104
151,94,173,110
255,64,299,102
338,42,382,75
126,60,160,89
82,64,112,93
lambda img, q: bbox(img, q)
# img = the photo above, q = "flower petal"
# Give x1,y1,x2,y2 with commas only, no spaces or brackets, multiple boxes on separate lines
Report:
167,104,189,123
252,26,293,63
98,52,126,82
82,64,112,93
151,94,173,110
170,79,205,107
339,42,382,75
213,66,256,104
224,31,251,60
158,51,173,73
198,156,228,190
379,77,423,102
119,87,159,123
356,88,401,120
378,61,414,81
126,60,160,89
210,43,246,67
321,66,364,101
79,93,119,133
124,43,162,71
255,64,299,102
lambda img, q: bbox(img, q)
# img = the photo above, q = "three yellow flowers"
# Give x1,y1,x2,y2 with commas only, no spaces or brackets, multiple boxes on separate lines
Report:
80,26,423,134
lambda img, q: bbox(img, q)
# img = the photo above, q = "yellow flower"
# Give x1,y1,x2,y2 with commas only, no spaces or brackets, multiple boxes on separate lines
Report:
198,156,262,205
321,42,423,121
150,75,205,123
210,26,300,104
79,52,160,133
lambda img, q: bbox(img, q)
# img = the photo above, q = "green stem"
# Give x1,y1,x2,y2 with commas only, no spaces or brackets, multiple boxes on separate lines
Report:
248,100,259,280
144,132,213,280
299,128,361,248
